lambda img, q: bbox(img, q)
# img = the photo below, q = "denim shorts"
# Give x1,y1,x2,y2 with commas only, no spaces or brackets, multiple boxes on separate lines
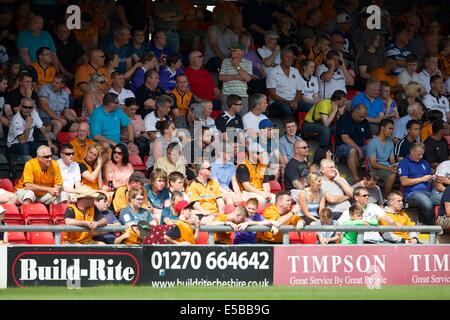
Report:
335,144,368,158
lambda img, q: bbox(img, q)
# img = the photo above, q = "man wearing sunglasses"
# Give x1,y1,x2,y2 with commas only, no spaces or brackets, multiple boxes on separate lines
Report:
7,97,56,157
56,143,81,203
15,145,64,205
337,186,395,243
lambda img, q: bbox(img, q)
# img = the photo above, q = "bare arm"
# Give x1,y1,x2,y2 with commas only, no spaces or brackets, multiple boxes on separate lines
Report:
400,175,431,187
19,48,32,67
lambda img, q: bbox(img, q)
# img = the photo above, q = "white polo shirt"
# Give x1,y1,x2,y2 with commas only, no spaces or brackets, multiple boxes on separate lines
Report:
109,87,136,105
242,111,268,134
57,158,81,189
397,70,421,87
257,46,281,76
266,65,302,101
436,160,450,179
422,93,450,122
7,109,43,148
419,69,432,94
298,74,319,101
316,64,347,99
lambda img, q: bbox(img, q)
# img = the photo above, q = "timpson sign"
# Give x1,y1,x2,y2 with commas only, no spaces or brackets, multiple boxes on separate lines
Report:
8,247,142,288
274,246,450,287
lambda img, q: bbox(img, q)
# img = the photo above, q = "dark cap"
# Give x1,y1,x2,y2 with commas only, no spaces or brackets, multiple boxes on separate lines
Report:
137,220,152,238
128,171,147,184
229,42,246,51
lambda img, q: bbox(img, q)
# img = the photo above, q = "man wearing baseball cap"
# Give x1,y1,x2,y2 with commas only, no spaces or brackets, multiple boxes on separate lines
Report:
219,41,253,115
164,200,199,244
257,31,281,76
64,186,108,244
112,171,149,214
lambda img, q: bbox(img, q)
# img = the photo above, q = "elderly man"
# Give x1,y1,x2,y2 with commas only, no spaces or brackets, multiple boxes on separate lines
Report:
7,97,56,156
190,101,219,137
108,71,135,106
57,143,81,203
143,94,173,141
15,145,64,205
257,31,281,76
186,160,225,225
316,50,354,99
261,191,304,243
320,158,353,218
101,26,132,73
399,142,441,225
242,93,269,139
393,102,424,143
219,42,253,115
184,50,221,108
135,69,164,118
38,73,78,138
73,49,109,98
351,79,386,132
63,186,108,245
236,143,273,206
70,122,95,162
267,48,303,118
89,93,137,154
336,103,372,183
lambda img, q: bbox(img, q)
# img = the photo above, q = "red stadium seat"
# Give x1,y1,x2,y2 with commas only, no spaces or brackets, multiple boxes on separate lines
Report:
7,232,29,244
435,205,440,219
28,232,55,244
289,231,318,244
57,132,77,144
2,204,24,225
196,231,209,244
49,203,69,225
298,111,307,134
445,136,450,150
269,180,283,193
210,110,223,120
21,203,53,225
0,178,14,192
224,204,236,214
347,89,359,101
129,154,146,172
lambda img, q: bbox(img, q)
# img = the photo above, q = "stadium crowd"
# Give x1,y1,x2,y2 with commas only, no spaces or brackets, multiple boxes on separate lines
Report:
0,0,450,246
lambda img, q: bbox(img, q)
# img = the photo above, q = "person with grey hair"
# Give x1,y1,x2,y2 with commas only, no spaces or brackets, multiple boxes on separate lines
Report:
257,31,281,76
8,96,56,156
101,26,132,73
189,100,219,137
393,102,424,143
143,94,173,141
398,142,441,225
89,93,138,154
14,145,65,205
267,48,303,118
242,93,268,139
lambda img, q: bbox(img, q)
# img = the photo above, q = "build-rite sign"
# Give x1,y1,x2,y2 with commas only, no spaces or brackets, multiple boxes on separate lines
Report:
141,246,273,287
8,247,143,288
274,245,450,286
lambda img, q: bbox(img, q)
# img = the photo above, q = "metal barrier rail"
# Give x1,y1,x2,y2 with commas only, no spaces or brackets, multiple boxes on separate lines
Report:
0,224,442,245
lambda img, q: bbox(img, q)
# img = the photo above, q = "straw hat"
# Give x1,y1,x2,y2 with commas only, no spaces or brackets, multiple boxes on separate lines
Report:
75,186,103,199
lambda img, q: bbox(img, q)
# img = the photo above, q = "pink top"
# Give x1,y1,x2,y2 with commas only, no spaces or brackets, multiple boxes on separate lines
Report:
120,115,145,140
105,161,134,189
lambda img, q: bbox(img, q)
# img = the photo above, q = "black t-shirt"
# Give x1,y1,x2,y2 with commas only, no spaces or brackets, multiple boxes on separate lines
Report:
135,85,164,118
78,162,91,174
439,185,450,217
6,88,40,114
424,136,448,165
116,0,148,31
236,164,270,185
54,37,85,73
283,157,308,191
215,113,244,133
336,112,372,147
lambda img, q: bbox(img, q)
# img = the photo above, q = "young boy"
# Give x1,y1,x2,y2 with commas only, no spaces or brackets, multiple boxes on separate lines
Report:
114,220,153,245
92,192,121,244
233,198,279,244
340,205,378,244
311,207,341,244
160,191,184,225
164,200,200,244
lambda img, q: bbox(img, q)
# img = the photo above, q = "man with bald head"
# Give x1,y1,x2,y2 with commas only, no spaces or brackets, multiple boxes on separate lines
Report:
284,140,310,192
184,50,222,108
15,145,64,205
69,122,95,162
73,49,109,98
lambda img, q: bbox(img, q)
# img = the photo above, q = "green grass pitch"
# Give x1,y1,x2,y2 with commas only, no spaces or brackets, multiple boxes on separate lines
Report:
0,285,449,300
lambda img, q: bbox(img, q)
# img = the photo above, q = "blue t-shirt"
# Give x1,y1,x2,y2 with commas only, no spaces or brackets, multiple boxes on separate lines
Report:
159,67,183,92
131,67,146,93
210,160,236,190
398,156,432,199
351,92,384,119
89,105,131,143
17,29,56,66
367,136,394,168
102,40,133,73
144,185,170,209
160,207,180,225
148,46,170,59
119,205,153,225
336,112,372,147
233,214,264,244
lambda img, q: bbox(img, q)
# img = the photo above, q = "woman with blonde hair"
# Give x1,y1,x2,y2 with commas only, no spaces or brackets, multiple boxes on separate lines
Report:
82,73,106,118
296,173,327,224
79,143,104,190
398,81,425,117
